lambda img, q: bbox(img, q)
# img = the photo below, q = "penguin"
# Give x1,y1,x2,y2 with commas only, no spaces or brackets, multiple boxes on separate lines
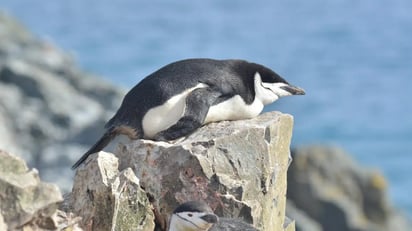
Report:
72,58,305,169
169,201,258,231
168,201,219,231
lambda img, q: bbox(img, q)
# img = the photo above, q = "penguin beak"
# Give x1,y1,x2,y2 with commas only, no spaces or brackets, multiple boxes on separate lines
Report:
280,85,306,95
201,214,219,224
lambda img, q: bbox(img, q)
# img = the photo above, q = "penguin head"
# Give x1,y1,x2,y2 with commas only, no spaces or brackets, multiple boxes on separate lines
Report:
251,63,305,105
169,201,218,231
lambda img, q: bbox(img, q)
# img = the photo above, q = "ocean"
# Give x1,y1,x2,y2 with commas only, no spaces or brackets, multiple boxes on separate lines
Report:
2,0,411,215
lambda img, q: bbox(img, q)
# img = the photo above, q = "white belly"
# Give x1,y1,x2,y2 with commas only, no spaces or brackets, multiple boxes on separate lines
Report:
204,95,264,124
142,83,207,138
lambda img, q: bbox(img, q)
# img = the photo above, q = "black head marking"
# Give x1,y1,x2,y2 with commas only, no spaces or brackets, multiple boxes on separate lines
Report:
229,60,287,84
251,62,289,84
173,201,213,214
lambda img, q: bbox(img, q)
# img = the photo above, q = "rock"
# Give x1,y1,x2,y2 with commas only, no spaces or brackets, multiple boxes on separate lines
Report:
69,151,155,231
0,12,125,192
113,111,294,231
67,112,296,231
0,150,82,230
287,145,411,231
211,218,258,230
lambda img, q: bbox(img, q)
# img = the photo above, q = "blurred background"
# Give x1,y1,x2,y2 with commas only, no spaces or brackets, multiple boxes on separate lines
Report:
1,0,411,228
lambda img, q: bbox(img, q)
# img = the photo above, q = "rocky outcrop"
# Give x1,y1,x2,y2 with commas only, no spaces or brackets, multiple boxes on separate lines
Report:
287,146,411,231
0,12,125,192
68,152,155,231
0,150,82,231
69,111,295,231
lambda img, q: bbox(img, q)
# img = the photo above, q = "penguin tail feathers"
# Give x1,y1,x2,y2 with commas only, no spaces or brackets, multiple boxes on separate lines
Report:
71,127,117,170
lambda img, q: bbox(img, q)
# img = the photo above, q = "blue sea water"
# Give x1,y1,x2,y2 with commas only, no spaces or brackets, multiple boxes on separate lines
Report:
2,0,412,216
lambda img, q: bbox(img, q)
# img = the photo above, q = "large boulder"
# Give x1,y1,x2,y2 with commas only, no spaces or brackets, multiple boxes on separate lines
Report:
113,111,294,231
67,111,296,231
287,146,411,231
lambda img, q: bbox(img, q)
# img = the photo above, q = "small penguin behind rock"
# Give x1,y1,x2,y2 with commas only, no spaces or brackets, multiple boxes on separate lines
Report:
168,201,219,231
168,201,258,231
72,58,305,169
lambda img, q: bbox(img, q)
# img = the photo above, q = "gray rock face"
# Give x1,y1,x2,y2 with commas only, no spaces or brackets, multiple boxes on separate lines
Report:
113,111,294,231
69,151,155,231
287,146,411,231
0,12,125,191
0,150,82,231
211,217,258,231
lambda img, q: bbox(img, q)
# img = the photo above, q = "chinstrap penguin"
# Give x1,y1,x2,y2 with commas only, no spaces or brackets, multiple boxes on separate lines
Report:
72,58,305,169
168,201,218,231
169,201,258,231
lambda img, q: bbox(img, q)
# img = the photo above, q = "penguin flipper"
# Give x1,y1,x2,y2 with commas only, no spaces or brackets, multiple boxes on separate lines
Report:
71,127,117,169
154,87,221,141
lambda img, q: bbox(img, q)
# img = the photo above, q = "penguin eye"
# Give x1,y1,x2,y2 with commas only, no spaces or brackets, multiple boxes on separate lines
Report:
188,213,193,217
